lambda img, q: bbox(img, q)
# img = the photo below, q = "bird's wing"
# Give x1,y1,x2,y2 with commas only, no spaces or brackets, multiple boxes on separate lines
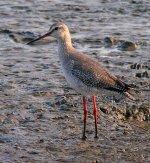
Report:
70,53,129,94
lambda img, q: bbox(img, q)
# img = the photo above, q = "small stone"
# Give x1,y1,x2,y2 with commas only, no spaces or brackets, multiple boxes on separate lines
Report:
118,41,137,51
103,37,118,47
130,63,143,69
27,150,39,155
136,71,149,78
100,107,109,114
143,71,149,78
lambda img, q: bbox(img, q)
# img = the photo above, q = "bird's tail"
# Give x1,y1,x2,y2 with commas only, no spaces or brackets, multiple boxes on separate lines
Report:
124,87,139,101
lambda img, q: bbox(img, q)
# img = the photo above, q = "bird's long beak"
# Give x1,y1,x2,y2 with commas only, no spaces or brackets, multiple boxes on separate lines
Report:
26,31,52,45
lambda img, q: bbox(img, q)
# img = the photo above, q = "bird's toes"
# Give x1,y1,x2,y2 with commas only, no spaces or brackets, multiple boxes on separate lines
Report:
82,135,87,140
94,135,99,139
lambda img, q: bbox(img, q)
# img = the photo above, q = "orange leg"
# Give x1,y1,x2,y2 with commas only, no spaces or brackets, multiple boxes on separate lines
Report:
82,96,88,140
92,96,98,138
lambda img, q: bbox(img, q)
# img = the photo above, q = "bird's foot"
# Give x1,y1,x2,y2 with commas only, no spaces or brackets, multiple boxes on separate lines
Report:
94,135,99,139
82,135,87,140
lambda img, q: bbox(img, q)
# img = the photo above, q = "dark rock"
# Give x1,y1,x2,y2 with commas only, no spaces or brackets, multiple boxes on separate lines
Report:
0,29,12,34
103,37,118,47
136,71,149,78
100,107,109,114
130,63,143,69
130,63,149,70
117,41,137,51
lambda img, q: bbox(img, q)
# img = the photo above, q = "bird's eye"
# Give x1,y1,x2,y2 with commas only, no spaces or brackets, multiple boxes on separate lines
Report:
54,27,58,30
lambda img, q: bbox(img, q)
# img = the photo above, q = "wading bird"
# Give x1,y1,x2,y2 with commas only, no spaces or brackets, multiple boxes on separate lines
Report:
27,22,136,140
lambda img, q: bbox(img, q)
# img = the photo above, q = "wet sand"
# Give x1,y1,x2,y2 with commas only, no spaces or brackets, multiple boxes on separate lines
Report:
0,0,149,162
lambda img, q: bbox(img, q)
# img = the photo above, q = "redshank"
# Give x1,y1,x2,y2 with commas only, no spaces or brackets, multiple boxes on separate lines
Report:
27,22,136,140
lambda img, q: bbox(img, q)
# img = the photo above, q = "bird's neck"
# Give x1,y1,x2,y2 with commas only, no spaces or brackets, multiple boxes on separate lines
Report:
57,34,74,61
58,33,73,49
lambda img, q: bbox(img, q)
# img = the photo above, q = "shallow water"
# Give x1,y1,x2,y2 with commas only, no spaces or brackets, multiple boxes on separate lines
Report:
0,0,150,162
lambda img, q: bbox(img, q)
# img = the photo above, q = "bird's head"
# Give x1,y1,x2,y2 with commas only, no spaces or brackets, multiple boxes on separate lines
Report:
27,22,71,45
49,22,70,39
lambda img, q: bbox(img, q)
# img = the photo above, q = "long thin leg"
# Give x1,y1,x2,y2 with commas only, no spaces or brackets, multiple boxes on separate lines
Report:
82,96,88,140
92,96,98,138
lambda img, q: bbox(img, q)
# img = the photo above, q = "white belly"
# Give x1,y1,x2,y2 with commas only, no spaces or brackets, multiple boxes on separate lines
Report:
62,66,100,96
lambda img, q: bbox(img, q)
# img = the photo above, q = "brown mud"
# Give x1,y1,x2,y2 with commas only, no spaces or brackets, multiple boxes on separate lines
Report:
0,0,149,162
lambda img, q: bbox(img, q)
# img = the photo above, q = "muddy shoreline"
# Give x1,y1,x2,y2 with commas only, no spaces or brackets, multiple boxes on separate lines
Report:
0,0,149,162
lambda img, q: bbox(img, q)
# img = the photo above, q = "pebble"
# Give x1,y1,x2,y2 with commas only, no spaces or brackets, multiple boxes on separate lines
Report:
103,37,138,51
117,41,137,51
103,37,118,47
130,63,143,69
135,71,149,78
